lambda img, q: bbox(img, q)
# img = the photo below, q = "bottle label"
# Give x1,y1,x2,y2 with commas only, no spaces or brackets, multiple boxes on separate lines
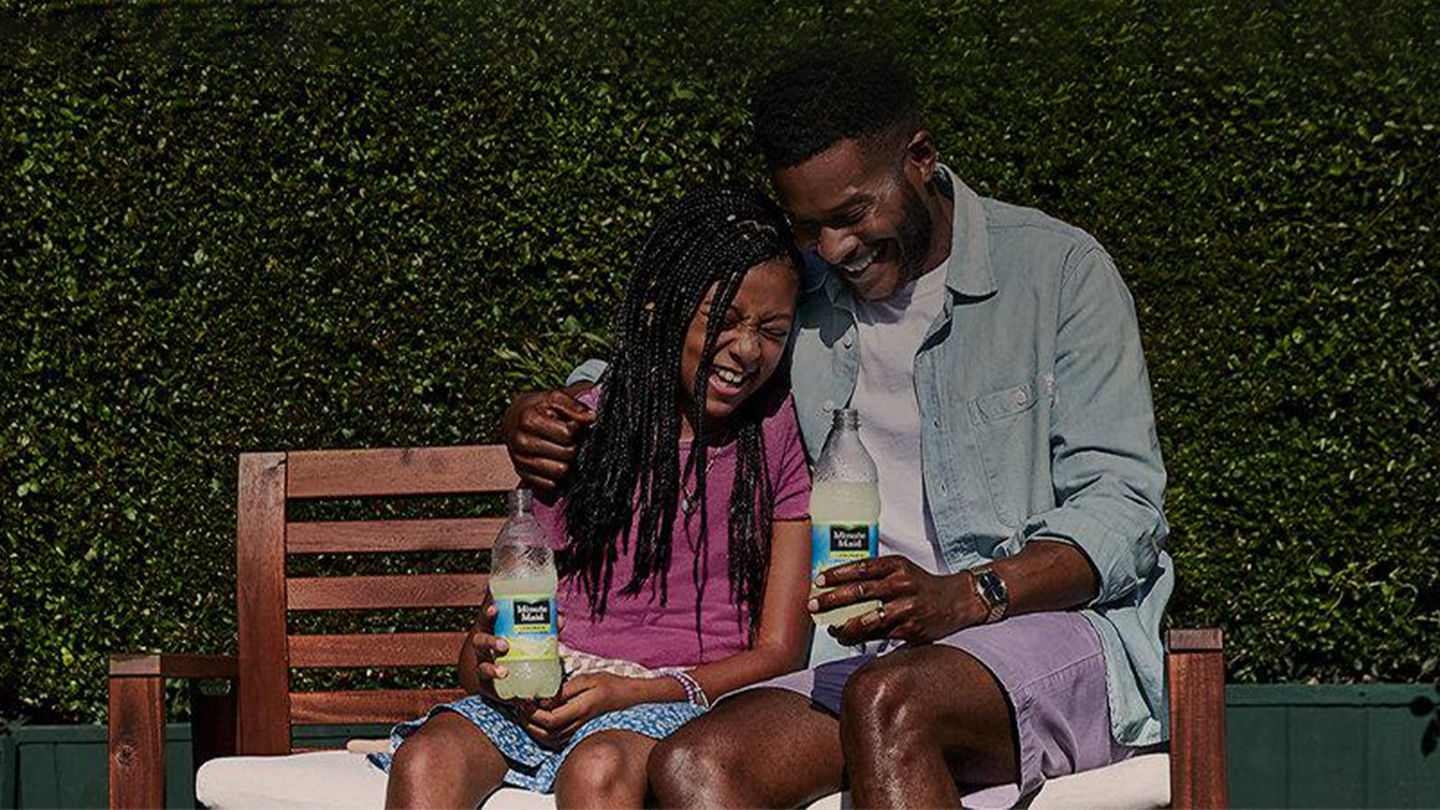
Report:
494,595,558,637
811,522,878,578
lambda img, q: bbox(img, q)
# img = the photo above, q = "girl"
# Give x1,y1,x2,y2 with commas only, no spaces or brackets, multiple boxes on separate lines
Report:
372,186,814,809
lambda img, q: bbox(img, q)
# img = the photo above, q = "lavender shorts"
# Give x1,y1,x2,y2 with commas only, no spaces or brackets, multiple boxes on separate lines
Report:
754,612,1140,808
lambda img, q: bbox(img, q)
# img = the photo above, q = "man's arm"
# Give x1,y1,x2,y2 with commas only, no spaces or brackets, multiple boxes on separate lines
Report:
499,360,608,489
1002,247,1168,606
500,383,596,490
815,540,1098,644
816,247,1163,642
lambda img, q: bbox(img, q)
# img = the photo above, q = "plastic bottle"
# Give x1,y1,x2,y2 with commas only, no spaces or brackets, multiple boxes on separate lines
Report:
809,408,882,627
489,488,562,699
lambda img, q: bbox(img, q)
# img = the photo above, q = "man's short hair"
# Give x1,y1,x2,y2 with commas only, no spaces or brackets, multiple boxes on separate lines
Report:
751,50,920,169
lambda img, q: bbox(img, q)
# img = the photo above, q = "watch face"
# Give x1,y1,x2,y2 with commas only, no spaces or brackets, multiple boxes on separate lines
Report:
979,572,1005,603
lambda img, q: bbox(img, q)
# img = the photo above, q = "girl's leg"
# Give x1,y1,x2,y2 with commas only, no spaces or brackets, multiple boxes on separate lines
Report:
385,711,510,809
552,730,656,810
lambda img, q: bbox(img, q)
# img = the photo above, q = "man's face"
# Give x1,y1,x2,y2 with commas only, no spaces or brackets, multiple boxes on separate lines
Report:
770,137,935,301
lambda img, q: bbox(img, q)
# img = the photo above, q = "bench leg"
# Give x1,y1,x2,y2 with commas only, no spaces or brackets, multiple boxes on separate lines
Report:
1168,632,1228,809
110,676,166,809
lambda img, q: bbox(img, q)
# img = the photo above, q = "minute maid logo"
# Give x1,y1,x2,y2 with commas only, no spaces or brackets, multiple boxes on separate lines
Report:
830,524,871,554
512,598,553,632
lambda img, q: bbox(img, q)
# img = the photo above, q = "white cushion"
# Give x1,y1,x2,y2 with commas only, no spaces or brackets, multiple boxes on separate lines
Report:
196,751,548,810
196,749,1169,810
1027,754,1169,809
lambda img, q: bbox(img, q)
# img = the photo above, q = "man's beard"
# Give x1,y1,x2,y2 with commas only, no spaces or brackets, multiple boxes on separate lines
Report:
895,180,935,284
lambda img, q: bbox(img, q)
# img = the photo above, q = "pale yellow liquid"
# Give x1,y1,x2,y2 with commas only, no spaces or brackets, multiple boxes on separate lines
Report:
809,480,881,628
491,571,562,699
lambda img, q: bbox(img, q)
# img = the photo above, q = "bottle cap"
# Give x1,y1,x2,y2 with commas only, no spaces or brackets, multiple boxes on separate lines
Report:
832,408,860,429
507,488,534,514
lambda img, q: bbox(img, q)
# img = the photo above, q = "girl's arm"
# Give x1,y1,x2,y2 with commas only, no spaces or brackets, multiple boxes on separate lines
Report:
520,520,811,747
627,517,814,703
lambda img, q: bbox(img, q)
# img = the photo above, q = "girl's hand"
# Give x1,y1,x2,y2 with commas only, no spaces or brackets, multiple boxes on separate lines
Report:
520,673,640,749
469,601,513,685
478,607,569,702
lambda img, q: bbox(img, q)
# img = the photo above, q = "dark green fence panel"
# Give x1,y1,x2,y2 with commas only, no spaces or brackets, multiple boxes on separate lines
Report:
290,724,393,752
1366,704,1430,809
15,740,55,809
3,725,195,809
1228,704,1288,808
4,687,1438,808
1226,685,1440,809
1,722,15,809
0,723,392,809
1288,705,1366,808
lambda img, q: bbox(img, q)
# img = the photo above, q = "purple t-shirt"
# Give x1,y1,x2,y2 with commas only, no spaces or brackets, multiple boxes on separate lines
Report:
534,389,811,669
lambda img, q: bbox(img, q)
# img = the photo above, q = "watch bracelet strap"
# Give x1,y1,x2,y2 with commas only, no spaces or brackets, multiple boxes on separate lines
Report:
971,563,1008,623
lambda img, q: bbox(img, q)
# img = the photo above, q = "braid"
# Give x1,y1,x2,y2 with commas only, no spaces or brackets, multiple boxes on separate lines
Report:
561,185,800,641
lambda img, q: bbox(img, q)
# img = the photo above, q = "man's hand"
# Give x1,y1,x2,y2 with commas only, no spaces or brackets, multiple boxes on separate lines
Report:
810,555,986,646
520,673,636,749
500,387,596,490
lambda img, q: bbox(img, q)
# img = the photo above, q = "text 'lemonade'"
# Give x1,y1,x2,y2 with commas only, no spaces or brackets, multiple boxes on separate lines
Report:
490,488,562,699
810,408,881,627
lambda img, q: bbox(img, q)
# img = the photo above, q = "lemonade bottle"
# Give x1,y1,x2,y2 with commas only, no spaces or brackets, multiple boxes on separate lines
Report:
810,408,881,628
490,488,562,699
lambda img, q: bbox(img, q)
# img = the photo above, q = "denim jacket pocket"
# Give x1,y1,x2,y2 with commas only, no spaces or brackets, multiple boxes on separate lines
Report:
968,380,1043,528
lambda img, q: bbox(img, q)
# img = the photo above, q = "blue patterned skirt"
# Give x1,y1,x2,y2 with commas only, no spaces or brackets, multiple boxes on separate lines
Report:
367,693,706,794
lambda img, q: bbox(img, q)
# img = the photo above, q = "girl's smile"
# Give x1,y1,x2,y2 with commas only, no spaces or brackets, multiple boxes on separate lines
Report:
679,258,799,437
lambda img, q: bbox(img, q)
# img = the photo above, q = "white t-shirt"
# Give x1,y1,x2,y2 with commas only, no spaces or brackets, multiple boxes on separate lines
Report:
852,259,951,575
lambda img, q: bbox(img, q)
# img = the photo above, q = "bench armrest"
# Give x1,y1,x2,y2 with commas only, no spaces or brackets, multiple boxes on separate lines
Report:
109,653,239,809
111,653,239,680
1166,628,1227,809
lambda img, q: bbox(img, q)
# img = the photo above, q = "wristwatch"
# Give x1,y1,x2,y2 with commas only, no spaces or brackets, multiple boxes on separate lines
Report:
970,563,1009,624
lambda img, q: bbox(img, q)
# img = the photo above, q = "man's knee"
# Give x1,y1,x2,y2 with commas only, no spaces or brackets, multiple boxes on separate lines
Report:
840,649,1012,751
841,649,996,737
841,657,928,730
648,734,709,805
648,728,745,807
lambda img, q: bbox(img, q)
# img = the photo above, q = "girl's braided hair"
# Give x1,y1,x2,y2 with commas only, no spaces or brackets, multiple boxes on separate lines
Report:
560,185,801,641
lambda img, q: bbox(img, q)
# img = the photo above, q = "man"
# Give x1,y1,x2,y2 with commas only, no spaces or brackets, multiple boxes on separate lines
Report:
502,52,1171,808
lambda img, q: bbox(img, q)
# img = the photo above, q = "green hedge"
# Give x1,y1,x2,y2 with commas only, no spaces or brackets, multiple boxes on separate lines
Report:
2,1,1436,723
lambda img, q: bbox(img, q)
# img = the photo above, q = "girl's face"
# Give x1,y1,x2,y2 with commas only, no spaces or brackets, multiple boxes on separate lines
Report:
678,258,799,432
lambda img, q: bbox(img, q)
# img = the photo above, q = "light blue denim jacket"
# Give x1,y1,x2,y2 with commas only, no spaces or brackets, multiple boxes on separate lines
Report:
568,168,1173,746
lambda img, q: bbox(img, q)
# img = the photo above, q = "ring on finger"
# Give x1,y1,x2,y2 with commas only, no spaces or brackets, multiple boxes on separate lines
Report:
876,602,887,623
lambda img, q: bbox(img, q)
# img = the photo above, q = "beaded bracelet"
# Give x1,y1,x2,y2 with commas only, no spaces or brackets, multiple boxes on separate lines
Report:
658,667,710,709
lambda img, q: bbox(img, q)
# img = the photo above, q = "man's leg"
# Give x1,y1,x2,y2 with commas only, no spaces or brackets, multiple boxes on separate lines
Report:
648,688,845,808
840,645,1018,808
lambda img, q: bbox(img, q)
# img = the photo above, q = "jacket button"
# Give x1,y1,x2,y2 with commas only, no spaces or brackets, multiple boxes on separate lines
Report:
1013,390,1029,407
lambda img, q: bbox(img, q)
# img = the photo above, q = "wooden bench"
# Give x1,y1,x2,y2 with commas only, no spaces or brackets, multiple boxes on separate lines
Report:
108,446,1228,808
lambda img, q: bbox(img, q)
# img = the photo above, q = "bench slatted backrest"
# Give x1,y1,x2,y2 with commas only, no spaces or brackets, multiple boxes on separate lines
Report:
237,447,518,754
